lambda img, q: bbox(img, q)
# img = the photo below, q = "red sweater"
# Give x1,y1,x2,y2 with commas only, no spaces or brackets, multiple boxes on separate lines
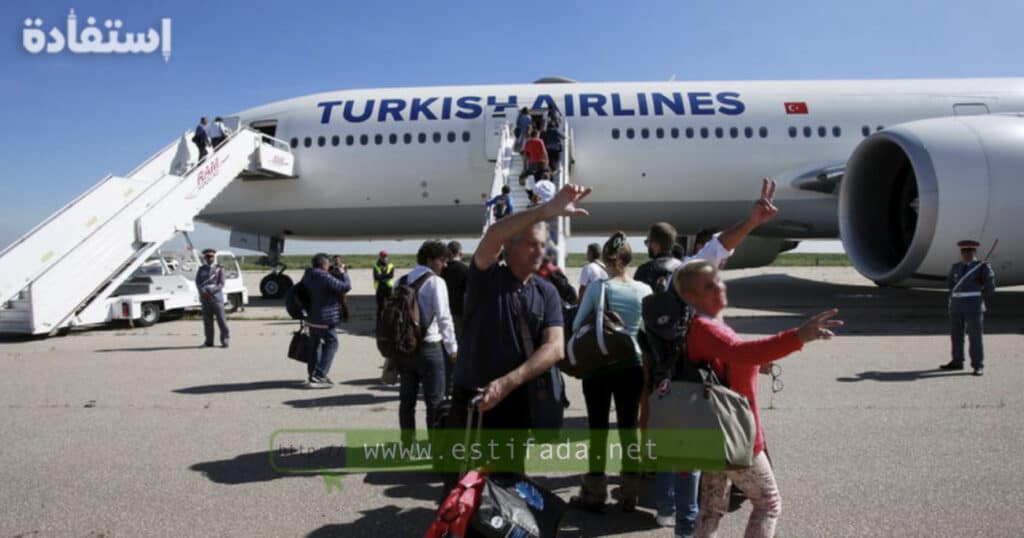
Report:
687,315,803,456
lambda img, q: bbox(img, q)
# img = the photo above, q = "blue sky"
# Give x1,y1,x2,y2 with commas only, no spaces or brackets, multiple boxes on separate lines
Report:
1,0,1021,254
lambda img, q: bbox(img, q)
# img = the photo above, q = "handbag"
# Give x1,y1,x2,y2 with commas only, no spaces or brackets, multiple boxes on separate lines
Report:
560,281,637,379
646,364,757,469
287,322,311,363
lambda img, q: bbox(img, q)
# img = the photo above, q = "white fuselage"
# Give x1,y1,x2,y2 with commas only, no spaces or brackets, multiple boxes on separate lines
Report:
198,78,1024,240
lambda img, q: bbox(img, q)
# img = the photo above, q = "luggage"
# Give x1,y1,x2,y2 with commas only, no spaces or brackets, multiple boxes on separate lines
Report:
425,397,567,538
560,282,636,379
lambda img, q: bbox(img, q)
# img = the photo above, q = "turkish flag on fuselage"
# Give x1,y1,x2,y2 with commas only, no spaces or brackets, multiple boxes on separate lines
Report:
785,102,809,114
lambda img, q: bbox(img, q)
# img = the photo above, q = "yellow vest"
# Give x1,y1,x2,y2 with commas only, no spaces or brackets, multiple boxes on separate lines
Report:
373,262,395,289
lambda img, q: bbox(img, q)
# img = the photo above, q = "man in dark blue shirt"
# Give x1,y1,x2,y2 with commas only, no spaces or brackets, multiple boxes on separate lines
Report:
300,253,352,387
453,183,591,431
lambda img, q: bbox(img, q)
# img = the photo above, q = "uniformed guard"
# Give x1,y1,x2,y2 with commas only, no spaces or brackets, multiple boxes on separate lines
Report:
196,248,230,348
940,240,995,375
372,250,395,322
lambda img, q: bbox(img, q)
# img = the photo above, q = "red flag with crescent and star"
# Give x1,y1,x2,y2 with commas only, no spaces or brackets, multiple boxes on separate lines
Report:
785,102,808,114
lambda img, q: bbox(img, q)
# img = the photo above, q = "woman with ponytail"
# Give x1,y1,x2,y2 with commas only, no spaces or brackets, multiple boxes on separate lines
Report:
569,232,653,513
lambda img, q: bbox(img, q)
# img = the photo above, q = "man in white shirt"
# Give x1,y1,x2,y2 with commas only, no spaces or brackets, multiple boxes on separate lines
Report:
208,116,233,148
398,240,458,443
578,242,608,299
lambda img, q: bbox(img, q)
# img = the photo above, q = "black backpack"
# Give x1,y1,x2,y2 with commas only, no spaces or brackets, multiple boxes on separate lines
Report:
376,273,434,368
284,281,311,320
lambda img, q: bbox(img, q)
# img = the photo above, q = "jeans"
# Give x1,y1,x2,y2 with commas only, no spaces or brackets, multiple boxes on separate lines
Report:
655,471,700,534
581,365,644,475
950,310,984,368
201,301,229,345
306,326,338,378
399,342,446,441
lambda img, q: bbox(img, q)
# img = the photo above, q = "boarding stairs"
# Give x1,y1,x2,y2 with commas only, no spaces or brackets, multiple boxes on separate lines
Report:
0,127,295,335
483,120,573,268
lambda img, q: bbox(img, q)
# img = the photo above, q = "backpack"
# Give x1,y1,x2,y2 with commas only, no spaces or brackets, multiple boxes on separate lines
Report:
537,262,577,306
646,256,684,293
284,281,311,320
376,272,434,367
492,195,510,220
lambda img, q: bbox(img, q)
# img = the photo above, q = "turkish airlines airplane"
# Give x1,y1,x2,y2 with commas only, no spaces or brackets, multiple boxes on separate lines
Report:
198,77,1024,291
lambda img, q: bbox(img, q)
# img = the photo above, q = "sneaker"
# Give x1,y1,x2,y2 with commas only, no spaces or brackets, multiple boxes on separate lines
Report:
201,342,214,348
221,341,230,348
315,375,334,385
939,361,964,371
973,367,984,376
306,376,330,388
656,515,675,527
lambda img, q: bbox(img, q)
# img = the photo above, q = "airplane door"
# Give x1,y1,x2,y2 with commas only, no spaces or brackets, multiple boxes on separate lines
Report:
484,103,514,161
954,103,990,116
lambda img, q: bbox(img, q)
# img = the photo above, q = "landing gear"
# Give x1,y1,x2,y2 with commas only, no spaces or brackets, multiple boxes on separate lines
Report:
259,272,293,299
229,232,291,299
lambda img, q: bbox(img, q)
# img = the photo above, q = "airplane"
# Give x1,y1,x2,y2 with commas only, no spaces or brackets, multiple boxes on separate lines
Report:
188,77,1024,295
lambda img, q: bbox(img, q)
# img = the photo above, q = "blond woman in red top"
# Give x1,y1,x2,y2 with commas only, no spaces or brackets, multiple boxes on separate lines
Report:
674,260,842,538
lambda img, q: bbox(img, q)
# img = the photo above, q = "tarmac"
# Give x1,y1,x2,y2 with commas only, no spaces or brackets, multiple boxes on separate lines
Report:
1,266,1023,537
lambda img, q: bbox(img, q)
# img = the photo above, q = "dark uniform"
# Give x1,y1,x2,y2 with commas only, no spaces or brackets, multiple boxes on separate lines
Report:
940,240,995,375
196,249,230,347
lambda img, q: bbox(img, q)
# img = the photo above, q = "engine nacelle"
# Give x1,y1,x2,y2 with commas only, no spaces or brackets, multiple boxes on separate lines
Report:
840,115,1024,286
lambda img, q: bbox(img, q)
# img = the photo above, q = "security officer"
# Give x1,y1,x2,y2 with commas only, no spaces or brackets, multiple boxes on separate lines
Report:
196,248,230,348
940,240,995,375
373,250,395,321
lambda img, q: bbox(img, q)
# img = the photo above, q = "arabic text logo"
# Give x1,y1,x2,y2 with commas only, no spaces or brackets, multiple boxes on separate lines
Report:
22,9,171,62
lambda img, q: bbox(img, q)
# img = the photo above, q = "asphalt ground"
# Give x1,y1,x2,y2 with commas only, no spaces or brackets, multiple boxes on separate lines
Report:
1,267,1022,537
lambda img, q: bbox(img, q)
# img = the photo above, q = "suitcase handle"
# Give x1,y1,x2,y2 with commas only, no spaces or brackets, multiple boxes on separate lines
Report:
460,395,485,474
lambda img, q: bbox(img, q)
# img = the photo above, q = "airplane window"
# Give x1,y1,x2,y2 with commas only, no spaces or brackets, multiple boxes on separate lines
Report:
389,133,398,144
626,128,635,139
317,136,326,147
641,128,650,139
817,126,827,138
862,126,870,137
655,128,664,139
744,127,753,138
759,126,768,138
373,134,382,145
360,134,369,145
789,126,797,138
462,131,471,142
404,133,412,144
290,138,298,148
433,132,442,143
715,127,724,138
418,133,427,143
331,135,340,146
346,135,355,146
730,127,739,138
803,126,812,138
447,131,456,143
611,128,620,139
303,137,312,148
670,127,679,139
686,127,695,139
700,127,709,139
833,126,842,138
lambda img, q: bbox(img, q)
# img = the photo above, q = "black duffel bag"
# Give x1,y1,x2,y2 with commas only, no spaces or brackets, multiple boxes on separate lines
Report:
560,281,636,379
